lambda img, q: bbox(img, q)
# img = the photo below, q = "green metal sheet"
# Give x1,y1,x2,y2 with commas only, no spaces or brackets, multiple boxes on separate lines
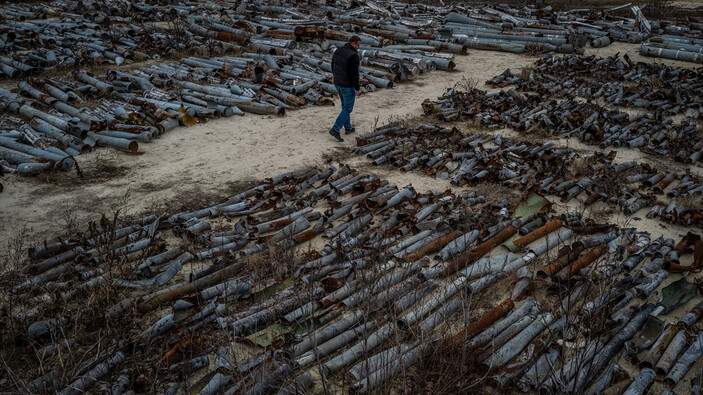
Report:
660,277,697,314
513,192,551,218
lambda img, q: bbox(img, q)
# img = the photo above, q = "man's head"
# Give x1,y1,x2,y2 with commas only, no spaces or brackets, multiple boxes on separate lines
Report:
348,35,361,50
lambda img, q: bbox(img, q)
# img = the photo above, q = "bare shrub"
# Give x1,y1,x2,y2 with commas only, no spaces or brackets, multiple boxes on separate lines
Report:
458,75,480,92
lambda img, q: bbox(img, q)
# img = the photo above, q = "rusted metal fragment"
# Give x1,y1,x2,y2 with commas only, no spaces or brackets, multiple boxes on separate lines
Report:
404,230,462,262
554,243,608,282
506,219,561,252
537,245,584,278
442,225,517,277
139,262,244,312
452,298,514,344
639,324,678,369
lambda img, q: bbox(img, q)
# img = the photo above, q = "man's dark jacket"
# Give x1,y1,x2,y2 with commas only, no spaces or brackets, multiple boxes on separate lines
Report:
331,43,360,91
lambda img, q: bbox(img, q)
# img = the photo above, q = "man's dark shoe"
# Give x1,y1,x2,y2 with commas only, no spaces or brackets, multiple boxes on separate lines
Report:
329,129,344,142
344,127,356,135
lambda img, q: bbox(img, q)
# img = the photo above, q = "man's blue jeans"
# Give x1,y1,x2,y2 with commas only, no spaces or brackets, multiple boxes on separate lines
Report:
332,86,355,132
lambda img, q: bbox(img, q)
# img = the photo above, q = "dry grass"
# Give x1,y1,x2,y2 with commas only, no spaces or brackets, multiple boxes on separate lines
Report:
569,157,590,178
471,182,522,209
0,229,30,362
458,76,480,92
519,67,534,81
246,244,298,283
35,151,129,187
0,210,150,391
678,194,703,211
144,178,256,219
590,203,619,223
322,146,355,164
412,336,491,394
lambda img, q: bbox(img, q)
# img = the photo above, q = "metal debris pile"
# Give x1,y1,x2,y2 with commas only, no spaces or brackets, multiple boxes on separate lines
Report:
641,34,703,64
3,0,703,80
422,54,703,165
0,49,448,176
6,164,703,394
487,53,703,119
3,0,703,75
1,0,467,78
5,166,703,394
438,4,703,60
4,1,703,393
425,85,701,163
0,2,198,77
355,123,703,227
0,0,477,179
2,0,703,179
353,122,576,185
14,164,496,394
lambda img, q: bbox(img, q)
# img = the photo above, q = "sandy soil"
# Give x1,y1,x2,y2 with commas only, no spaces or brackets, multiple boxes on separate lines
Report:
0,42,700,260
670,0,703,7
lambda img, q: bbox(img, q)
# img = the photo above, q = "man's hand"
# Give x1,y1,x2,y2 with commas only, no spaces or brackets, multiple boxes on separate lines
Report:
355,90,361,96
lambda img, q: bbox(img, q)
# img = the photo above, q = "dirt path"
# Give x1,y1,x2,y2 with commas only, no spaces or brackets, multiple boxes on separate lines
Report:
0,42,700,257
1,49,542,250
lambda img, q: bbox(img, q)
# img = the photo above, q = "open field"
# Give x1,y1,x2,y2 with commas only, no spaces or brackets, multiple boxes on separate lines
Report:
2,41,700,250
2,2,703,395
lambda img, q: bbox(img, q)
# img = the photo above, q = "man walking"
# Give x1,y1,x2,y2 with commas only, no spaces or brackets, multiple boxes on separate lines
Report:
329,36,361,142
